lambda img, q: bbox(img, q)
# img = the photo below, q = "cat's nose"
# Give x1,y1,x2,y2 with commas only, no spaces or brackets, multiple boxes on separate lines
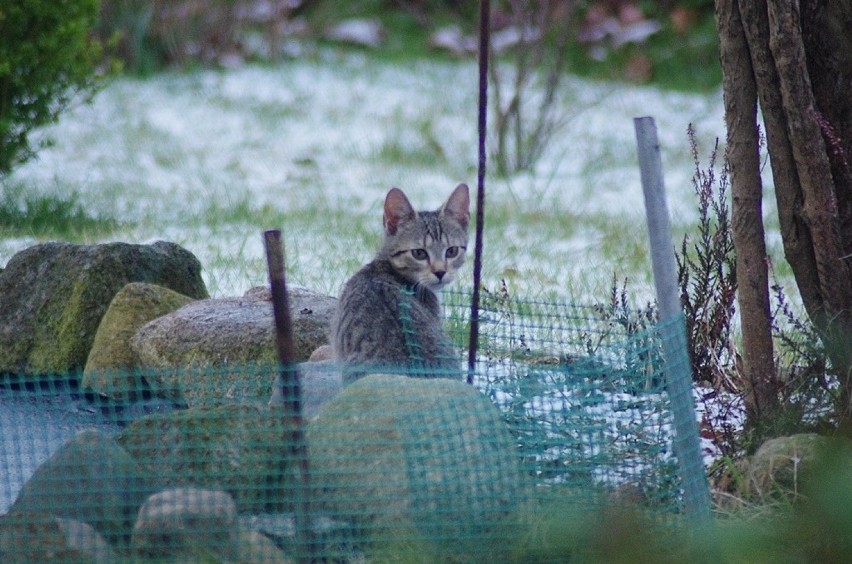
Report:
434,270,446,281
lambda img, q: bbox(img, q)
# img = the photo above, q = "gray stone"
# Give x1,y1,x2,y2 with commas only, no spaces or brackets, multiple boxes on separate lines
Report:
429,25,477,56
269,360,343,420
131,286,336,407
0,241,208,379
238,512,350,561
131,488,238,560
9,429,156,546
238,527,292,564
307,374,523,556
309,344,333,362
54,518,117,563
82,282,196,401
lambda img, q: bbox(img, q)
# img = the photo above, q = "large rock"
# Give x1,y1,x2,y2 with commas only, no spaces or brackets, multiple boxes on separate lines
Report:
307,374,523,557
9,430,156,546
116,404,295,513
131,286,337,407
239,527,292,564
82,282,196,401
0,241,208,378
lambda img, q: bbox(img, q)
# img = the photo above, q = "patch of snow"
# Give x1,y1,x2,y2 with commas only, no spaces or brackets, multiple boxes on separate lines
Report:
325,19,386,49
2,51,731,300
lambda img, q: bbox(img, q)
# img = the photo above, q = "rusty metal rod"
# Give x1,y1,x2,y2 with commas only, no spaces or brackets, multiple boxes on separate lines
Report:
263,229,315,561
265,229,300,414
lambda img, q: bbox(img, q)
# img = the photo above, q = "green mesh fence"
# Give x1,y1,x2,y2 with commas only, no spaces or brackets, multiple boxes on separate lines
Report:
0,290,705,562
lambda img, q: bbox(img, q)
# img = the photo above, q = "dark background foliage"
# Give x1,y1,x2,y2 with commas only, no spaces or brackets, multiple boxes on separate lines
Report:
0,0,106,174
94,0,720,90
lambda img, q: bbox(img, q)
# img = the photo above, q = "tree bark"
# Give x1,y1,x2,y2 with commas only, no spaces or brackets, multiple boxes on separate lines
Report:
768,2,851,317
721,0,852,423
768,1,852,420
715,0,779,429
717,0,852,425
799,1,852,420
738,1,823,321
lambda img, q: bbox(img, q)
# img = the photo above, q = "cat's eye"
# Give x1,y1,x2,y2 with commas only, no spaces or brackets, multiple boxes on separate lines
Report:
445,246,460,259
411,249,428,261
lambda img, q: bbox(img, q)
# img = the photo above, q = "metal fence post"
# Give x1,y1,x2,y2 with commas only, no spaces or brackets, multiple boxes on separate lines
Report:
634,116,712,523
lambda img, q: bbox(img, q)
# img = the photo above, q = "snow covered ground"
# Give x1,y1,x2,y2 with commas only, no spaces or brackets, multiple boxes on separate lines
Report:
1,50,737,302
2,52,787,504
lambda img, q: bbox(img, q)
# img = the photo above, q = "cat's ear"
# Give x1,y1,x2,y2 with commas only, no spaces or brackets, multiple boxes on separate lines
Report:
384,187,416,235
441,183,470,230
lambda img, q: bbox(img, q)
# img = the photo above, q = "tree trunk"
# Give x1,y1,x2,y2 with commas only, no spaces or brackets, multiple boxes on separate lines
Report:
738,2,822,320
718,0,852,424
715,0,779,431
768,0,852,422
798,0,852,421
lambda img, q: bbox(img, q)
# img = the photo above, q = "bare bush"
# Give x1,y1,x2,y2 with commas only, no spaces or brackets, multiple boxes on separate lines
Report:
488,0,578,176
677,125,836,459
676,125,739,392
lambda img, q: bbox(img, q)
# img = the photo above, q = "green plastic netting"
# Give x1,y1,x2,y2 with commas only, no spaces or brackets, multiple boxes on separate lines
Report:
0,289,704,562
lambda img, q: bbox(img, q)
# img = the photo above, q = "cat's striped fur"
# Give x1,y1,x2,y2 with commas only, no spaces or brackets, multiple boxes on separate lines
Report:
331,184,469,381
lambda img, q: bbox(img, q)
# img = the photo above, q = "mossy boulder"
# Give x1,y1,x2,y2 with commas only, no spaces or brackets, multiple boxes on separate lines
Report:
0,241,208,379
116,404,296,513
307,374,523,555
8,430,156,547
131,286,336,407
82,282,196,401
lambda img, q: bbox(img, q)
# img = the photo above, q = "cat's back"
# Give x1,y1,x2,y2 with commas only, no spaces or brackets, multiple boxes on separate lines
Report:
332,259,448,371
335,259,414,326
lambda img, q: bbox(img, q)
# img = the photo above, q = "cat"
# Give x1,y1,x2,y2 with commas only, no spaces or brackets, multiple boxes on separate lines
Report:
331,184,470,381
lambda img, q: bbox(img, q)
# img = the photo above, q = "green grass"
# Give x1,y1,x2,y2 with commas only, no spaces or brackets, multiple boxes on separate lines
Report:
564,15,722,92
0,33,732,304
373,114,450,169
157,188,637,301
105,0,723,92
174,194,383,296
0,182,120,239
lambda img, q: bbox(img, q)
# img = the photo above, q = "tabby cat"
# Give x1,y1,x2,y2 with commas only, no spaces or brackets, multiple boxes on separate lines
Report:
331,184,470,381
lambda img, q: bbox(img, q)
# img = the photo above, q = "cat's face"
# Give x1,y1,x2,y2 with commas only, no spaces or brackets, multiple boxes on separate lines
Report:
381,184,470,292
